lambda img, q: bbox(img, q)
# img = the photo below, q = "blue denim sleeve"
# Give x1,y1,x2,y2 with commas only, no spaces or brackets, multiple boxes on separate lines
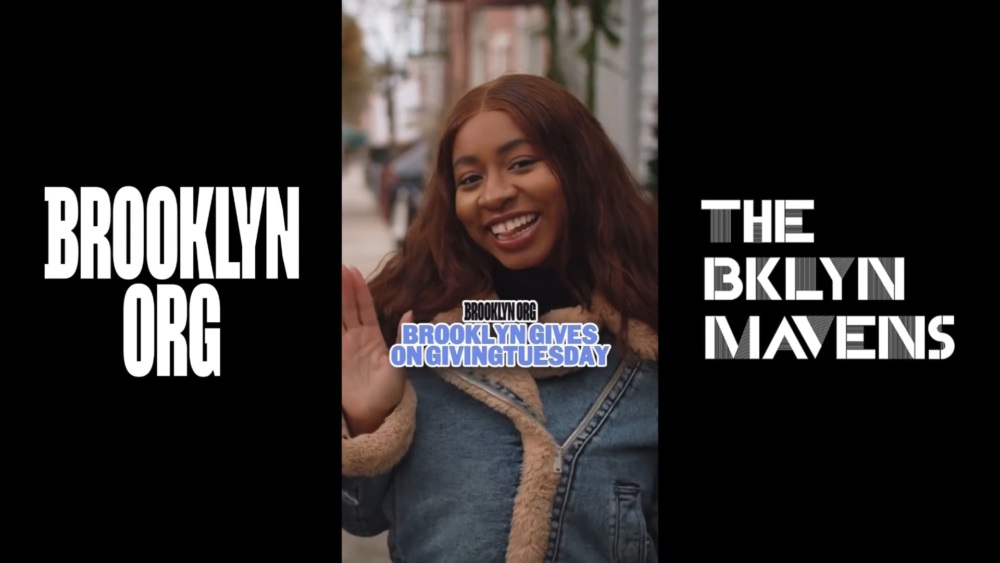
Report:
341,382,417,536
342,473,393,537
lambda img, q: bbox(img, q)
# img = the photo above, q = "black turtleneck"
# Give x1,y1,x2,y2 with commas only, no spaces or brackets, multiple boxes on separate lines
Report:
491,264,580,317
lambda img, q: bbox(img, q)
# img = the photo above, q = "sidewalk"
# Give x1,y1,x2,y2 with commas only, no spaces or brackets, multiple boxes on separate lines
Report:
342,160,396,279
341,160,394,563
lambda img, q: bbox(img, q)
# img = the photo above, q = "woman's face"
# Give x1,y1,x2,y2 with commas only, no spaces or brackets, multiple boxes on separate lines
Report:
453,110,566,271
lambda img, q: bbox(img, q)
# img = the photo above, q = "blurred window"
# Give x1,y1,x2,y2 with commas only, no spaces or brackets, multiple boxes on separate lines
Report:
489,32,511,79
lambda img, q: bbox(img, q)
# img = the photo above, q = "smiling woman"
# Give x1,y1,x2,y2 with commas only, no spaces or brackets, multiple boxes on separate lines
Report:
341,74,659,563
452,111,567,269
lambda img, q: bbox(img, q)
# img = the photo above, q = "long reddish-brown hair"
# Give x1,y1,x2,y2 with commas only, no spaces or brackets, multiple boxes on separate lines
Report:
368,74,658,349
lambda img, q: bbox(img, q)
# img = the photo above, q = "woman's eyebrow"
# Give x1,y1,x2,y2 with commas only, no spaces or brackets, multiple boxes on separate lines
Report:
453,138,530,169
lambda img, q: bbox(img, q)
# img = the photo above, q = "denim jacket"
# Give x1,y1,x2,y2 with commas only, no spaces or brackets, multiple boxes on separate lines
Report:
342,295,659,563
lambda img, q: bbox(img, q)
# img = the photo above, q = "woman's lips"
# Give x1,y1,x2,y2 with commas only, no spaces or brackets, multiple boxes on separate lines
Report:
490,215,541,251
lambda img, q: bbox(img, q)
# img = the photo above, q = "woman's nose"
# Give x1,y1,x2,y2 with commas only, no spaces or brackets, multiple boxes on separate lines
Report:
479,175,516,209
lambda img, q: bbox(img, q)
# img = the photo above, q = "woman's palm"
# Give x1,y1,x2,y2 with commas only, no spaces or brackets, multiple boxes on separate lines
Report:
341,265,411,433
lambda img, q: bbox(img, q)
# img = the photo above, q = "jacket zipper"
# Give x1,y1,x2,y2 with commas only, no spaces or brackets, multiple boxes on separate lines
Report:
552,359,631,473
453,371,542,423
452,360,635,475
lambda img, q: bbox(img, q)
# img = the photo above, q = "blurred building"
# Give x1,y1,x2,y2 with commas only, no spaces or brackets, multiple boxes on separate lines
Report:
412,0,658,181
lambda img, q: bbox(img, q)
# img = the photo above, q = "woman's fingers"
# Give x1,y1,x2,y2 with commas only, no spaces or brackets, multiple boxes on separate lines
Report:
342,264,361,329
350,267,380,327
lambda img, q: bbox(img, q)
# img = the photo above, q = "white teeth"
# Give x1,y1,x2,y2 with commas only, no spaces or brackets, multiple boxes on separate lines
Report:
490,213,538,235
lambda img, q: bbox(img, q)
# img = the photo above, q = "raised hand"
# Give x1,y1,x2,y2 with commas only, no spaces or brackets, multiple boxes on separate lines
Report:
342,264,412,436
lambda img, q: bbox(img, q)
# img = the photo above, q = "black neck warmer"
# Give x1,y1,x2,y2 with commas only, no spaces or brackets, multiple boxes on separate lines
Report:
491,264,580,317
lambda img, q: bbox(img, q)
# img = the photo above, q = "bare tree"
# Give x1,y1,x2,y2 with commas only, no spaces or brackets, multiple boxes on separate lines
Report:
342,11,372,125
359,0,421,151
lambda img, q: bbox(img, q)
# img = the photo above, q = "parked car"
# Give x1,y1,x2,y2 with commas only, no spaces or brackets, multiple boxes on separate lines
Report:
375,141,430,249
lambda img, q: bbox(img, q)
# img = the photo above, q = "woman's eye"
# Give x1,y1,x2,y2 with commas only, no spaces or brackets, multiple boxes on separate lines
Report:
510,159,537,171
458,174,482,187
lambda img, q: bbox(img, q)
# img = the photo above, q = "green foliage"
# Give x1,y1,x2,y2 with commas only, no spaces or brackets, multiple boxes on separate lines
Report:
542,0,622,112
541,0,567,86
577,0,620,111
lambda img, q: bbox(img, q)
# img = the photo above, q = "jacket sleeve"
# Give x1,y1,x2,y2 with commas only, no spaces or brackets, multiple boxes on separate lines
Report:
342,473,394,537
342,380,418,536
